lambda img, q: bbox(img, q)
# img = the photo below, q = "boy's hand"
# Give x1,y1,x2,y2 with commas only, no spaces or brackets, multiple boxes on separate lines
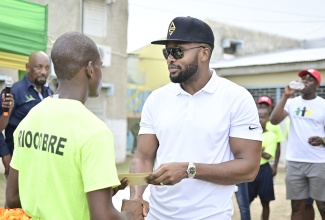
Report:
113,177,128,196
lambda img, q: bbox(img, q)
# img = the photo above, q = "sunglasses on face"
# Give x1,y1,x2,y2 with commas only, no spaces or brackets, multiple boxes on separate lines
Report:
162,46,205,60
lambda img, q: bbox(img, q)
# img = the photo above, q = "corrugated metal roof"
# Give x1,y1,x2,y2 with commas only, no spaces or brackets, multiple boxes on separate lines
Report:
210,47,325,69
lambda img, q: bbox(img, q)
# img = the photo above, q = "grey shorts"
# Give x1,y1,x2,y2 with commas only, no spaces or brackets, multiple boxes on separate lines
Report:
286,161,325,202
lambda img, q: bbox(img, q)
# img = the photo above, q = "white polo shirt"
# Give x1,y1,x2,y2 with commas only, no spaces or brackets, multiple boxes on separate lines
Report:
139,70,262,220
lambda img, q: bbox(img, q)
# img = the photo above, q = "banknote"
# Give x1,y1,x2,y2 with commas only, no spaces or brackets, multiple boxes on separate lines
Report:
118,173,151,185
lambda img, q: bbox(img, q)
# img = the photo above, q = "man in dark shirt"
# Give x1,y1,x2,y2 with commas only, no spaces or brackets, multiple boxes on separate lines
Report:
0,51,53,171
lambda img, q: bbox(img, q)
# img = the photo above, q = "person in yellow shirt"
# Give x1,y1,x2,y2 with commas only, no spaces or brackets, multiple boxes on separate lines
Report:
257,96,284,177
248,108,277,220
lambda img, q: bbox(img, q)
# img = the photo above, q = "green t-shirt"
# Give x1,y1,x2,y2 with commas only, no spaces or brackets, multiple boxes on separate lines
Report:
11,97,120,219
266,121,284,143
261,131,277,165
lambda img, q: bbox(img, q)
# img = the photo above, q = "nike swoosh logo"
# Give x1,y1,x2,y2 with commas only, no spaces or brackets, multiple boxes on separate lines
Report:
249,126,259,130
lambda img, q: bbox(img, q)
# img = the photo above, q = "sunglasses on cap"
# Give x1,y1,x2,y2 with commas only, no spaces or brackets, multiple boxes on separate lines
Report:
162,46,205,60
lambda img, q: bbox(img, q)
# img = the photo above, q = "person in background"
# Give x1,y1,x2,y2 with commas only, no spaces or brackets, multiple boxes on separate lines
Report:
248,108,277,220
285,119,315,220
0,93,14,177
257,96,284,177
233,95,283,220
6,32,144,220
235,182,251,220
270,69,325,220
0,51,53,161
129,16,262,220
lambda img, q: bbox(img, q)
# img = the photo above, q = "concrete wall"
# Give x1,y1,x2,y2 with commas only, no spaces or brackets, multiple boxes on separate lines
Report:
207,20,301,61
0,68,18,86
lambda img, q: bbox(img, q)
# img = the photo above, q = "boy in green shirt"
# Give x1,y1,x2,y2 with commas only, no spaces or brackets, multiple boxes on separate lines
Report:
6,32,144,220
248,108,277,220
257,96,284,177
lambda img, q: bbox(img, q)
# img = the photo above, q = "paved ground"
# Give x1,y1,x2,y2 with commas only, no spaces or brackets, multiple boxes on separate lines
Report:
0,162,4,173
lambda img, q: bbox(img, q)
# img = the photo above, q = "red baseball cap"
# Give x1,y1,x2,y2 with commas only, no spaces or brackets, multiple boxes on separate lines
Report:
258,96,272,106
298,69,321,85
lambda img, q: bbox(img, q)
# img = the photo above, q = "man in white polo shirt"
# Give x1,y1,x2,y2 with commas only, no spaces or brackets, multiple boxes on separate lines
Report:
129,16,262,220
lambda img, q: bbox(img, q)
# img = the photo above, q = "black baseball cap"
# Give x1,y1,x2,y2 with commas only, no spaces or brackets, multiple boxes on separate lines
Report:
151,16,214,48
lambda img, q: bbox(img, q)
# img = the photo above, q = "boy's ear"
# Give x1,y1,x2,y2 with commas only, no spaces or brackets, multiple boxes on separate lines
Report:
86,61,93,78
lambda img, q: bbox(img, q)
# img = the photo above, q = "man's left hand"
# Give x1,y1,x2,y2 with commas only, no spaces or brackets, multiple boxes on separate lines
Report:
146,162,188,186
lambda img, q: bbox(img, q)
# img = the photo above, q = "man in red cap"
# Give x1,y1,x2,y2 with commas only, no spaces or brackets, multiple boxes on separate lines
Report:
298,69,321,85
257,96,284,177
270,69,325,219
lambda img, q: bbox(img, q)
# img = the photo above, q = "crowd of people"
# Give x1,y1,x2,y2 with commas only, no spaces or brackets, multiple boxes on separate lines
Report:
0,16,324,220
235,69,325,220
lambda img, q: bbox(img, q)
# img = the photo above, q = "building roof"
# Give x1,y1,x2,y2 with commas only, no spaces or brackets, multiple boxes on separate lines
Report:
210,47,325,69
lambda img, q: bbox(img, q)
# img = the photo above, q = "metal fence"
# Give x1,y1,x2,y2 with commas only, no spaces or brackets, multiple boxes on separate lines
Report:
247,85,325,106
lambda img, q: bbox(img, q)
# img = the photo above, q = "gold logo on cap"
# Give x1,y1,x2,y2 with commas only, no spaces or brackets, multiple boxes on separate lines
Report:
169,22,176,35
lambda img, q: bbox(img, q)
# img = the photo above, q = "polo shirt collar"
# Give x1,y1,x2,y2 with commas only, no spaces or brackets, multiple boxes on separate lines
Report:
23,75,49,89
22,75,34,89
202,69,219,94
172,69,219,95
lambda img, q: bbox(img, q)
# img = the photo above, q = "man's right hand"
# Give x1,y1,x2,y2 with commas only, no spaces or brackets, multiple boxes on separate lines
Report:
122,199,147,220
284,85,297,97
2,154,12,177
2,93,15,112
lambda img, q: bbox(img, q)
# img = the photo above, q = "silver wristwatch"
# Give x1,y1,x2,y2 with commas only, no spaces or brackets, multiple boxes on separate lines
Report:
186,162,196,178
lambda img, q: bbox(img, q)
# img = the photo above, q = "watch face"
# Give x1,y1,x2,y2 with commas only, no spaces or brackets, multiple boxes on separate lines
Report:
189,167,195,174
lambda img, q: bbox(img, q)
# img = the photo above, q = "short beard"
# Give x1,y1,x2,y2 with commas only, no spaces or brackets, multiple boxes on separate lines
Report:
34,78,46,87
170,55,199,83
